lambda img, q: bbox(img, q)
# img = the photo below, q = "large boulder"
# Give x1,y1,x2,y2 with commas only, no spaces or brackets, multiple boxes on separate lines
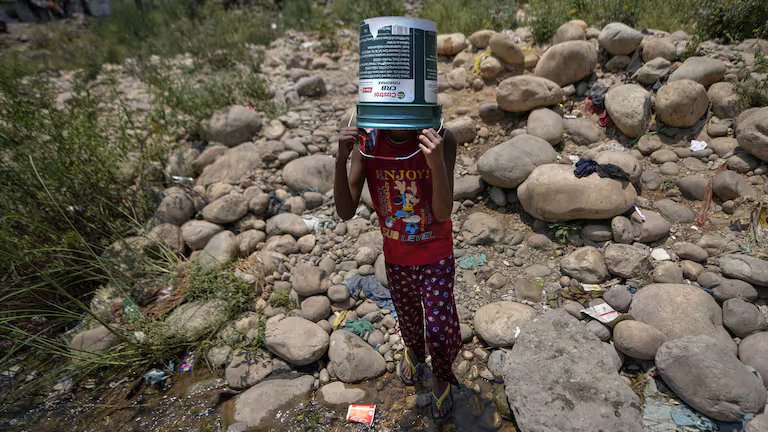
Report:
598,22,643,55
739,332,768,388
201,194,249,224
266,213,309,237
713,171,756,201
723,298,766,338
604,84,651,138
328,330,386,383
181,220,224,250
708,82,742,119
629,284,736,353
677,175,709,200
552,21,586,44
642,38,677,62
295,75,327,97
196,142,262,187
461,212,504,245
496,76,564,112
560,246,609,283
654,199,694,223
195,231,239,270
69,325,118,354
613,320,666,360
437,33,469,55
233,375,314,429
669,56,726,87
655,79,710,128
153,187,195,226
282,155,335,193
656,335,767,422
265,316,329,365
604,243,652,279
736,107,768,161
290,263,330,296
477,135,558,188
226,350,272,389
534,41,598,86
502,310,643,432
526,108,563,145
201,105,262,147
445,116,476,144
564,118,601,145
165,300,228,341
469,29,497,49
719,254,768,286
637,57,671,85
453,175,485,200
473,301,537,347
594,151,642,183
489,33,524,65
518,164,636,222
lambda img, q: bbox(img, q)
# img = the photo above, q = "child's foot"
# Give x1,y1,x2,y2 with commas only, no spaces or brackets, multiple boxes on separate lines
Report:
431,382,454,419
399,347,421,386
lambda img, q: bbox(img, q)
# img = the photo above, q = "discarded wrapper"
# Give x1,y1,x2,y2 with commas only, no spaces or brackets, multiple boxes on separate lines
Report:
689,140,707,152
347,404,376,425
580,303,619,324
582,284,603,291
180,353,195,372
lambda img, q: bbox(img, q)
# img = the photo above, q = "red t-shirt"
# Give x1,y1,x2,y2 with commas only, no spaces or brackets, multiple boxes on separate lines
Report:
362,130,453,266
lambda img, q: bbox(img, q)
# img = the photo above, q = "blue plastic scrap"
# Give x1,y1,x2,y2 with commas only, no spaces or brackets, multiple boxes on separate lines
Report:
343,275,395,315
457,253,487,270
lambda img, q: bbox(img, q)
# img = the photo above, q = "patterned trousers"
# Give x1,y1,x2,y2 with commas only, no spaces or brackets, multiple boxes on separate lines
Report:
385,255,461,385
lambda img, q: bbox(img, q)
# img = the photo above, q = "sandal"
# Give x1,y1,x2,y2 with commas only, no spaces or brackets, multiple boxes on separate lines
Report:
399,347,421,386
432,383,454,420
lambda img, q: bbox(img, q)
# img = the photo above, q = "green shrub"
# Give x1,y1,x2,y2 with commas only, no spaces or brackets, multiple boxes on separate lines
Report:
421,0,518,35
527,0,578,44
736,50,768,108
692,0,768,43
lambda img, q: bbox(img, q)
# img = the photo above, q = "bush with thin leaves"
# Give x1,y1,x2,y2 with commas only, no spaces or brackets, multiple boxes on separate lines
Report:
421,0,518,35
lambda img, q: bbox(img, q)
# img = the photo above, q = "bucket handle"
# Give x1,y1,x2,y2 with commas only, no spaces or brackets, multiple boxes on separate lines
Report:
347,108,444,134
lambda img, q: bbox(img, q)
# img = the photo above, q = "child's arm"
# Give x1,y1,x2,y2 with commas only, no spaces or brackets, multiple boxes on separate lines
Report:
418,129,457,222
334,127,366,220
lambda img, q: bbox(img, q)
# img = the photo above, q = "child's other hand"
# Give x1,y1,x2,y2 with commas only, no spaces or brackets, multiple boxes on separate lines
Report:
418,128,444,170
338,127,362,161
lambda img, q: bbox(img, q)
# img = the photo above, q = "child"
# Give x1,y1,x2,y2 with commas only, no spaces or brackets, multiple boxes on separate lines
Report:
334,125,460,419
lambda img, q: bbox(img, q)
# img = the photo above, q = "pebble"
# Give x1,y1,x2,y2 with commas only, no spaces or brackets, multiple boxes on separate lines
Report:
455,360,470,375
473,347,489,361
468,365,480,380
463,350,475,360
480,367,496,381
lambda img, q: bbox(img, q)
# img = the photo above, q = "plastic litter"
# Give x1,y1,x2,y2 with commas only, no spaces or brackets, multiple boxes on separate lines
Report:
143,369,169,385
344,320,375,338
641,371,754,432
180,353,195,372
347,404,376,425
582,284,603,291
457,253,487,270
303,215,335,234
171,176,194,186
634,205,647,222
690,140,708,152
580,303,619,324
343,275,395,314
564,114,577,119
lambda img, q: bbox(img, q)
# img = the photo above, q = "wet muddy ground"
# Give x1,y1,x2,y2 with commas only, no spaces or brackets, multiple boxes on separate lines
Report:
3,344,518,432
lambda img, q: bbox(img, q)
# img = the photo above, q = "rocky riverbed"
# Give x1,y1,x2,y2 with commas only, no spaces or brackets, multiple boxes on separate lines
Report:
4,15,768,432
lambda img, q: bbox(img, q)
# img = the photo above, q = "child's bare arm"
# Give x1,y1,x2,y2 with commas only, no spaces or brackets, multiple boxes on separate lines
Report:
418,129,456,222
334,127,365,220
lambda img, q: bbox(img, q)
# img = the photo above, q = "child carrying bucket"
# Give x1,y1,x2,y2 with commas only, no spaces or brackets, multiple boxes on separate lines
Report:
334,14,459,421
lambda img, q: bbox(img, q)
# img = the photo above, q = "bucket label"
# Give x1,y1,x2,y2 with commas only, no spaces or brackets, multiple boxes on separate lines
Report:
359,20,438,105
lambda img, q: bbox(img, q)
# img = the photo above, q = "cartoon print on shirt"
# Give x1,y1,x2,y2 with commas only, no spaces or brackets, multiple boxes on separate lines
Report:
385,180,421,234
